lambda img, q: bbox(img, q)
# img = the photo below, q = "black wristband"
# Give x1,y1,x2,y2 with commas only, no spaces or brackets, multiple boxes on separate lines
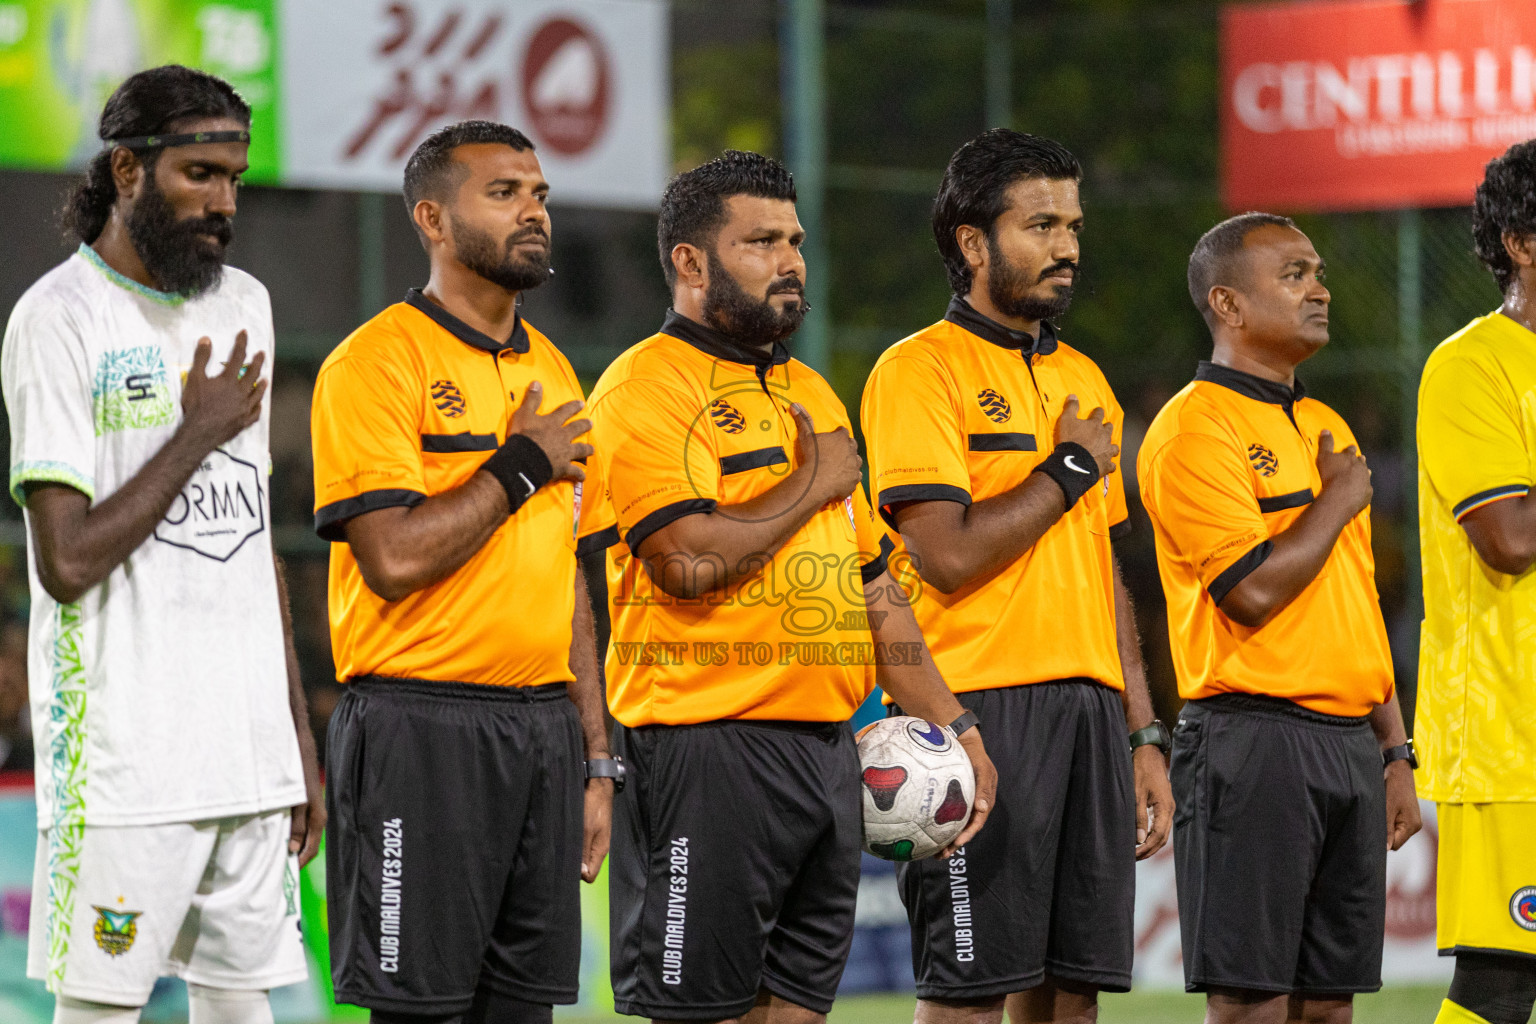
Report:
948,709,980,738
480,433,554,513
1032,442,1100,510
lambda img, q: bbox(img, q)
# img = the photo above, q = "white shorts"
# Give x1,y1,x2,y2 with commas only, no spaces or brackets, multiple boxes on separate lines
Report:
27,809,308,1006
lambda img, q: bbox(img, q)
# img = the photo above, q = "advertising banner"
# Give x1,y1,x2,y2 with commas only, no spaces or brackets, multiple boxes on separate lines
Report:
0,0,668,206
1222,0,1536,210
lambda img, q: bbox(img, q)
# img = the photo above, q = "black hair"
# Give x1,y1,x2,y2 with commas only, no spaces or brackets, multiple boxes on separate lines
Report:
656,150,797,287
402,120,535,230
63,65,250,245
931,129,1081,295
1473,140,1536,294
1187,212,1298,326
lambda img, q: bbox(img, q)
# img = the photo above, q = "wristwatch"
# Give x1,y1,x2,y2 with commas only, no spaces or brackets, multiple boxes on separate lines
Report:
584,756,627,792
1382,739,1418,770
1129,719,1172,759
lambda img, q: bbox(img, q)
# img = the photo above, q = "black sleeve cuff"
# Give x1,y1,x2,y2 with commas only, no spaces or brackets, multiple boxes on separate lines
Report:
624,498,718,554
875,483,972,530
859,534,897,586
1207,540,1274,606
576,524,621,559
314,488,427,542
1109,519,1132,542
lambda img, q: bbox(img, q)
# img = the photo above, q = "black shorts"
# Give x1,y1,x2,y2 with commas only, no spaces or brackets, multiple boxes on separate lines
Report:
1172,694,1387,995
895,680,1135,1000
324,678,584,1014
609,719,862,1020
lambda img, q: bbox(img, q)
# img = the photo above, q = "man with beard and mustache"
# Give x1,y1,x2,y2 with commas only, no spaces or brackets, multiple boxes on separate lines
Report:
308,121,613,1024
3,65,322,1024
859,130,1173,1024
581,150,997,1024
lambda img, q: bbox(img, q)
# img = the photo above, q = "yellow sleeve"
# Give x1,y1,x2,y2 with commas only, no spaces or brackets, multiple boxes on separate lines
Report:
590,379,720,553
861,355,969,529
1142,431,1270,604
1419,354,1533,522
311,354,426,542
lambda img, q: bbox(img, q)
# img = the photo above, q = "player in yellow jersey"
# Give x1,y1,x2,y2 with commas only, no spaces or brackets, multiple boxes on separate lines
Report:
1418,140,1536,1024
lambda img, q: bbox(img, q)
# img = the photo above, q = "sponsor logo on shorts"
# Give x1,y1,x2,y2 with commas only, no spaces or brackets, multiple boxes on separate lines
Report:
662,836,689,985
380,817,404,973
1511,886,1536,931
948,851,974,962
92,905,142,957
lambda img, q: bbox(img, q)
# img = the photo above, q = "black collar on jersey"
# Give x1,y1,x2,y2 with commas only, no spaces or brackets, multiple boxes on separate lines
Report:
1195,360,1307,405
660,309,790,370
944,296,1059,356
109,129,251,150
405,288,530,354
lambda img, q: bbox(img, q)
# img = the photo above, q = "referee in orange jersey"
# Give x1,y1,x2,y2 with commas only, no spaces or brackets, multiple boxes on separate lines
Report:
861,129,1173,1024
1139,213,1420,1024
310,122,616,1024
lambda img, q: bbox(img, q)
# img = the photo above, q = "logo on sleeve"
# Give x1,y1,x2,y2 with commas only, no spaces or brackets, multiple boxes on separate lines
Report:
431,380,466,418
977,389,1012,423
1247,443,1278,477
709,398,746,434
92,905,142,956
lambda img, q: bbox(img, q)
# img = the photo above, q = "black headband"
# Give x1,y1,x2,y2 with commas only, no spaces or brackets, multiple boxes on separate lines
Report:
107,129,250,150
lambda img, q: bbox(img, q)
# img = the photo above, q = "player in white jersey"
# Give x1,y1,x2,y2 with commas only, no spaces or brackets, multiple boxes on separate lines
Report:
2,66,323,1024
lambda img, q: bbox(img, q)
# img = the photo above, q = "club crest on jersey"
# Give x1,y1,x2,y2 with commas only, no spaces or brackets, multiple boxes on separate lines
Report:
92,906,142,957
1248,443,1278,477
432,380,466,418
977,389,1012,423
1511,887,1536,931
709,398,746,434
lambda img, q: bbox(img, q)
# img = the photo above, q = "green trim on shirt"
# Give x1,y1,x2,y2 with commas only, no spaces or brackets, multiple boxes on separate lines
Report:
9,461,95,507
76,243,187,307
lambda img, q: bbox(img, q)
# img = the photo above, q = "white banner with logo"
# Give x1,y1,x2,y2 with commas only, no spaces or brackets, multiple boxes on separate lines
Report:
279,0,669,207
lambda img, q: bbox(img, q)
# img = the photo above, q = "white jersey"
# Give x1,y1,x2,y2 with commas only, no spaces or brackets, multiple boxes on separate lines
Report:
3,245,305,829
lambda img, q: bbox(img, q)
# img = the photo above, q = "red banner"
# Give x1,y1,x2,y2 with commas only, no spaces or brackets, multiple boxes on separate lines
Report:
1222,0,1536,211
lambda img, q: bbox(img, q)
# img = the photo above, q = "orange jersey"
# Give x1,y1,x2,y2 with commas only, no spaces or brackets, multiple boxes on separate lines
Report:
1137,362,1393,717
311,290,611,687
860,298,1128,693
583,311,889,727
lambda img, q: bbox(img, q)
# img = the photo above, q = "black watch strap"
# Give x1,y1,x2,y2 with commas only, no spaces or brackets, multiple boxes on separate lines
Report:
585,756,626,791
1382,740,1418,770
948,710,980,738
1130,719,1172,758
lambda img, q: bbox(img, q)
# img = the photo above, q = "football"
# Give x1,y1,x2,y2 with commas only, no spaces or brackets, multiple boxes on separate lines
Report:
857,716,976,861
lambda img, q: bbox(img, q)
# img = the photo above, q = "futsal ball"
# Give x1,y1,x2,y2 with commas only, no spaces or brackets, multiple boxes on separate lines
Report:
858,716,976,861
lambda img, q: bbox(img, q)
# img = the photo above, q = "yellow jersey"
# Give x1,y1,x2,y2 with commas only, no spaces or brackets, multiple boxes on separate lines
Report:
1416,311,1536,802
